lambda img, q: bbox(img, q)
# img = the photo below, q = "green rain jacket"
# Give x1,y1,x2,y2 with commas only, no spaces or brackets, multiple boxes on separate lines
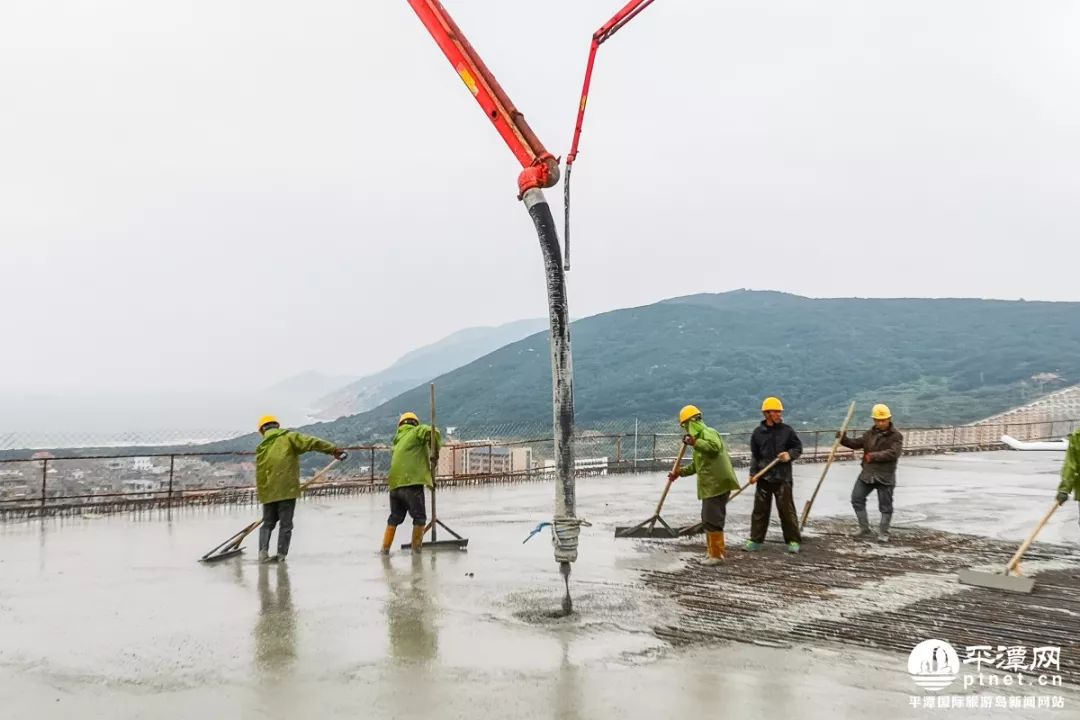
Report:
255,428,339,504
388,423,442,491
1058,429,1080,498
676,419,740,500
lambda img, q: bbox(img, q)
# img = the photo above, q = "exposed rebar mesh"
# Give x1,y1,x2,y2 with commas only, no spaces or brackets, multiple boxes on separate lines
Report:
644,518,1080,686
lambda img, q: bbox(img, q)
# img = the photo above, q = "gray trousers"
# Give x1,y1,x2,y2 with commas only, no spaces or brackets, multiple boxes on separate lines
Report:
259,499,296,556
851,480,894,515
702,492,731,532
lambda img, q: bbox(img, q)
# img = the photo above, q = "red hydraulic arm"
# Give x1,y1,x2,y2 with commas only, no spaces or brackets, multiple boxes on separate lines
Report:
406,0,560,197
566,0,657,168
563,0,657,270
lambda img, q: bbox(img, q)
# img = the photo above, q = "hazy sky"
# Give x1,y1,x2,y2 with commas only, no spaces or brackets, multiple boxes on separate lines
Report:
2,0,1078,397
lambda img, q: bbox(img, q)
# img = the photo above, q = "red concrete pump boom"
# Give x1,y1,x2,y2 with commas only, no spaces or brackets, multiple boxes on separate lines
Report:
405,0,561,197
566,0,657,168
563,0,657,269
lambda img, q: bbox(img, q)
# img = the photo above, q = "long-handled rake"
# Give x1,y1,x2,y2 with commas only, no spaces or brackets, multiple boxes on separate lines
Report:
199,456,342,563
401,384,469,551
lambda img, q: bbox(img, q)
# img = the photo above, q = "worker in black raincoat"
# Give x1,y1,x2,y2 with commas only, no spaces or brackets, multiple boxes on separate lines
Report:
746,396,803,553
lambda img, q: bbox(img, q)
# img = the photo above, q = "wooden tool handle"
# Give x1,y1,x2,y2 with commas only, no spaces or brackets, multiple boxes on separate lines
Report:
230,519,263,549
300,457,343,491
654,442,690,515
429,383,438,541
750,457,781,484
800,401,857,529
729,458,782,501
429,383,438,476
1005,501,1061,574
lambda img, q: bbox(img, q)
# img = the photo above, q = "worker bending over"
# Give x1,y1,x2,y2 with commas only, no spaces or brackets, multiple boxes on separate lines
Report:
840,403,904,542
255,415,346,563
670,405,740,565
746,397,803,553
381,412,442,554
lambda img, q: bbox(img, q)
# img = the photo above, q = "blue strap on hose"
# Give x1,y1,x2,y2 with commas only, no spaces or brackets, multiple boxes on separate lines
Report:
523,522,551,544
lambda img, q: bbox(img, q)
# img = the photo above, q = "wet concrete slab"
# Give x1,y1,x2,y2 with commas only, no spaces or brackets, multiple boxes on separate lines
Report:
1,450,1078,718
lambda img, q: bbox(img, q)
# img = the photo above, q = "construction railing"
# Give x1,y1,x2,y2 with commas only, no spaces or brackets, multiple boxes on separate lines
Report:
0,417,1075,519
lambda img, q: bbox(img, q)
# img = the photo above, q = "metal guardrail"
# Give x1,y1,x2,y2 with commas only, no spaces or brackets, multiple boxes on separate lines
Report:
0,418,1075,519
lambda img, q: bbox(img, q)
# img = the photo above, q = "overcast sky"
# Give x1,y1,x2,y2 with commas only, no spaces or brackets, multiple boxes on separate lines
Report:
2,0,1078,399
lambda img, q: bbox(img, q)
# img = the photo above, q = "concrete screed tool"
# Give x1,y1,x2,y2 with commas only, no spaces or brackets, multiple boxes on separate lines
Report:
618,454,782,538
614,442,690,538
400,384,468,551
199,457,342,563
957,500,1063,594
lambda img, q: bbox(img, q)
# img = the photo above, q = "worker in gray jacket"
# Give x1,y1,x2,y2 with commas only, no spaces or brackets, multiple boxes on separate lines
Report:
840,403,904,542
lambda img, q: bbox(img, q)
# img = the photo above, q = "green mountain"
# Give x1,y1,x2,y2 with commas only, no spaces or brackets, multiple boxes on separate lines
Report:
24,291,1071,461
288,290,1080,445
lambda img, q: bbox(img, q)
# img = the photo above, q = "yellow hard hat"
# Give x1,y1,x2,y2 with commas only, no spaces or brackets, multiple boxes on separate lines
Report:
761,396,784,412
257,415,279,431
398,412,420,426
679,405,702,425
871,404,892,420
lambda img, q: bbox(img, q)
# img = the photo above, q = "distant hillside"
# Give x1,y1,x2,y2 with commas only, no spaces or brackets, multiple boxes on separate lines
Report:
279,291,1080,446
35,291,1076,459
263,370,359,414
309,318,548,420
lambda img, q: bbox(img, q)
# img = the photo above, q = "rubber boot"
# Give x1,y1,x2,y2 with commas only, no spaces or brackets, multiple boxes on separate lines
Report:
411,525,425,553
852,510,875,540
274,535,291,564
702,531,725,566
878,513,893,543
277,527,292,559
257,526,272,561
380,525,396,555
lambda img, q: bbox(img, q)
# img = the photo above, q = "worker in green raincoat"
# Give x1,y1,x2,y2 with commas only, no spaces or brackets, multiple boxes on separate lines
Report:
255,415,346,563
669,405,740,565
1056,428,1080,530
382,411,442,554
